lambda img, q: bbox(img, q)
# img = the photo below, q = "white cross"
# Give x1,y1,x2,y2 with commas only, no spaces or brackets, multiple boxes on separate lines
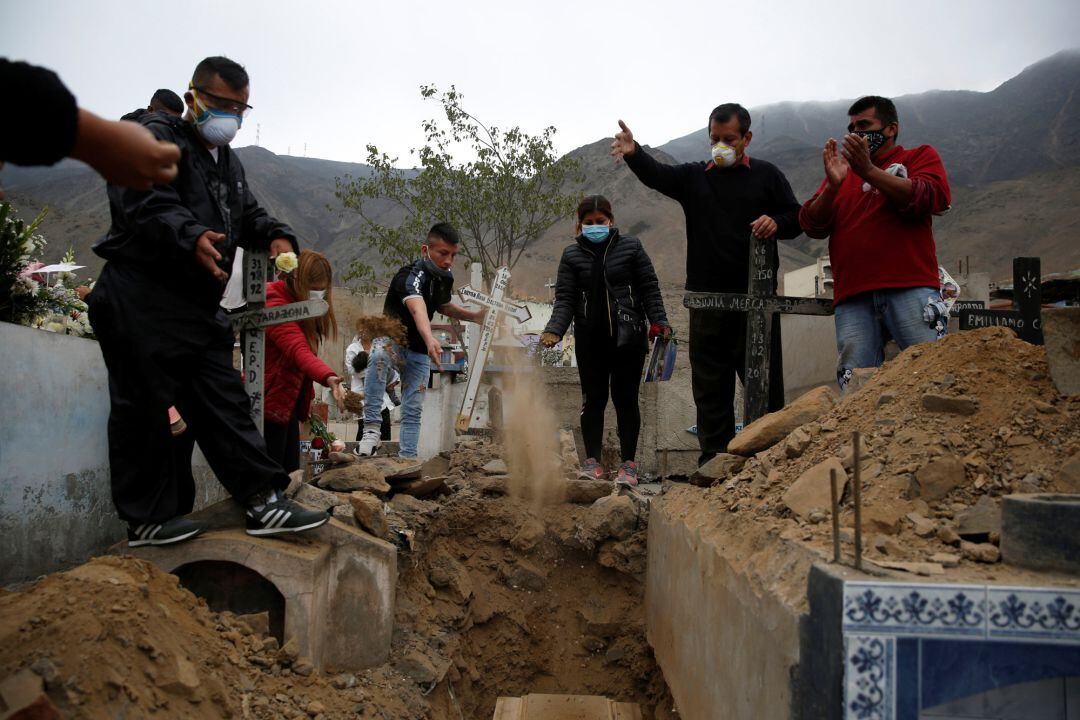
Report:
455,266,531,433
230,250,328,432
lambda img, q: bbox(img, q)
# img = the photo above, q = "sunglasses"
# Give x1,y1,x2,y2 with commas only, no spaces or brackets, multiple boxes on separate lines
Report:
191,86,253,118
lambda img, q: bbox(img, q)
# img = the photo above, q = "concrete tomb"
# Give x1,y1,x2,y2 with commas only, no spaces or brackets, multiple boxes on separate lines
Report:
116,499,396,671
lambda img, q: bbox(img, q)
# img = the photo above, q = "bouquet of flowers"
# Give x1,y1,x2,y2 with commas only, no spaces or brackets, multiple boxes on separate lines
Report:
0,202,94,338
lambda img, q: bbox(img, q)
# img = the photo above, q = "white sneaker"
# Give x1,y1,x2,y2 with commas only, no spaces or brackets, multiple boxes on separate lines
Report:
355,429,381,457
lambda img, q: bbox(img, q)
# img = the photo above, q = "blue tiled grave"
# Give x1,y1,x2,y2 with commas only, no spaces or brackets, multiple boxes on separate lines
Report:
842,581,1080,720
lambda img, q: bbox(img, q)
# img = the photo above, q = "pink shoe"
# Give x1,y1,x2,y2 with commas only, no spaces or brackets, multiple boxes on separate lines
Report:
577,458,604,480
615,461,638,487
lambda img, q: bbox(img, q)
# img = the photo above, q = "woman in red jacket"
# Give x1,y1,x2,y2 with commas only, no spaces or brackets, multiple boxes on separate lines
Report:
264,250,346,472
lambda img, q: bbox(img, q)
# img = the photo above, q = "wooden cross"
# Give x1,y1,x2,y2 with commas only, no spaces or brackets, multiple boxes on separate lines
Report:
454,266,532,432
229,250,328,432
682,234,833,425
958,257,1043,345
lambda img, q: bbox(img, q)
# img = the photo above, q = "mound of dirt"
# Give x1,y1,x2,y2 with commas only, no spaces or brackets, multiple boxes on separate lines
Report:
0,554,405,719
1,433,671,719
690,326,1080,584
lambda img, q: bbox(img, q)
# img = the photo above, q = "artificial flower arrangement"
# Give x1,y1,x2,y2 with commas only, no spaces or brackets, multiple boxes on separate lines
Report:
0,202,94,338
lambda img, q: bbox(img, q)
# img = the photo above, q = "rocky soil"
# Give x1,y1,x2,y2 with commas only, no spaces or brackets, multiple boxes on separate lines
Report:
0,437,673,719
690,326,1080,584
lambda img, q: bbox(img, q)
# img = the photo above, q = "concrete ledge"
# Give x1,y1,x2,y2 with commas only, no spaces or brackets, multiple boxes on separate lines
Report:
645,486,827,720
0,322,230,585
118,499,397,670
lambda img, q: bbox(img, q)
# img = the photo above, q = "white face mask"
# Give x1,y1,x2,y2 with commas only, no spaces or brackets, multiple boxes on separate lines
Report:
309,289,326,301
710,142,737,168
193,97,241,147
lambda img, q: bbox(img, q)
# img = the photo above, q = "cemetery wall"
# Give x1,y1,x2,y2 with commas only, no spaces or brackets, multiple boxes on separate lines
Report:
0,323,227,586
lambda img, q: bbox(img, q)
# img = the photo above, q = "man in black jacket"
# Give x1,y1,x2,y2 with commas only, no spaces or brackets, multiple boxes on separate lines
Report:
611,104,802,465
88,56,328,546
121,89,185,122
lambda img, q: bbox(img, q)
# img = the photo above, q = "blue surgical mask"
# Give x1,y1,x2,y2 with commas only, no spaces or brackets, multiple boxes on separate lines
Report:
581,225,610,243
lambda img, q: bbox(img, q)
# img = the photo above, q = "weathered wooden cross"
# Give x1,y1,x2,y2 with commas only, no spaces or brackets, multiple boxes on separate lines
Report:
958,257,1043,345
682,234,834,425
455,266,532,432
229,250,329,432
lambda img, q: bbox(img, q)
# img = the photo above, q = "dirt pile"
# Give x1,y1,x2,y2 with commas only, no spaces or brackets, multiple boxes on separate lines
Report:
2,435,670,719
691,326,1080,582
0,555,401,719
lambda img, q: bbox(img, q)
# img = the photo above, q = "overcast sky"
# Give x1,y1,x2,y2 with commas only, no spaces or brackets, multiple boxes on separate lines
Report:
3,0,1078,164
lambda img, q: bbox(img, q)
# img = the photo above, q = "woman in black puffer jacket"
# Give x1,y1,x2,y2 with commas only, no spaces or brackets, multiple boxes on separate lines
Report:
541,195,670,486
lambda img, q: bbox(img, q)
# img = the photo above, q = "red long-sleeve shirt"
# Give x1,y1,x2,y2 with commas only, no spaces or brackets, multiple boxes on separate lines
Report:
264,280,336,424
799,144,951,305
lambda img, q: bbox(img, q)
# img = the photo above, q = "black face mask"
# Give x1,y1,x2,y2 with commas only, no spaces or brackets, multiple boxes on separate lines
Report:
852,129,888,155
420,255,453,280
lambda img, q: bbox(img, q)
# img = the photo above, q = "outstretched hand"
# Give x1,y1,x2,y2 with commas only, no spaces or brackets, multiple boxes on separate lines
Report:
327,376,346,412
611,120,636,162
194,230,228,282
72,110,181,189
540,332,560,348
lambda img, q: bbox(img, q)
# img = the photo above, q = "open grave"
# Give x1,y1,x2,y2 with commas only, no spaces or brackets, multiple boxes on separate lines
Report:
2,305,1078,719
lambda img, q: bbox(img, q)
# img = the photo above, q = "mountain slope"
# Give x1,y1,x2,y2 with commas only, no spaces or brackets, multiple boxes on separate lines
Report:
2,49,1078,296
656,49,1080,190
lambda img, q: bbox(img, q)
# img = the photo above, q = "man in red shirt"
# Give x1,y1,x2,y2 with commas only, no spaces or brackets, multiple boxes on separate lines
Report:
799,96,951,390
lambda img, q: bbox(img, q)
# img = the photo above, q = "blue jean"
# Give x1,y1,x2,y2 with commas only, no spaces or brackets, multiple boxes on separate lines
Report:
834,286,939,390
364,344,429,457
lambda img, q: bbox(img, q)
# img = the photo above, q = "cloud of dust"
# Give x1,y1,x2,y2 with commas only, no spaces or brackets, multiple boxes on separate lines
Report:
501,348,565,507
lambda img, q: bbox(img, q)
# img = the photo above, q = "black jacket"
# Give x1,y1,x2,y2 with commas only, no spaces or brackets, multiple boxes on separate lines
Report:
543,230,668,341
625,143,801,293
94,112,297,310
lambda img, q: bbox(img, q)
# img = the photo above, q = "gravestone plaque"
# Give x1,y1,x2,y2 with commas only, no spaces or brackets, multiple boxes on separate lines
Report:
958,257,1043,345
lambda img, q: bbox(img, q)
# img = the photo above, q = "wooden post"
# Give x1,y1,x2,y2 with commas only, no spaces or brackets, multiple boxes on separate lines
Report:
683,234,833,426
232,250,328,434
852,431,863,572
242,250,268,433
829,467,841,564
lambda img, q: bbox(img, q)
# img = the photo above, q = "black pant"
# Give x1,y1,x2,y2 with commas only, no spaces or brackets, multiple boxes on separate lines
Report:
356,407,392,442
88,265,288,525
576,337,647,463
264,418,301,473
689,309,784,465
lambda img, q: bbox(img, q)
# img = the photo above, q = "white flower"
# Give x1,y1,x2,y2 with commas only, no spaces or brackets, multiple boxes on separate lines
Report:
44,321,65,334
275,251,298,274
12,276,38,296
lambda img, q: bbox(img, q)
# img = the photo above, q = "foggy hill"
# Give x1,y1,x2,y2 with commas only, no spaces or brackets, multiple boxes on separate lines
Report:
2,49,1078,296
656,49,1080,190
